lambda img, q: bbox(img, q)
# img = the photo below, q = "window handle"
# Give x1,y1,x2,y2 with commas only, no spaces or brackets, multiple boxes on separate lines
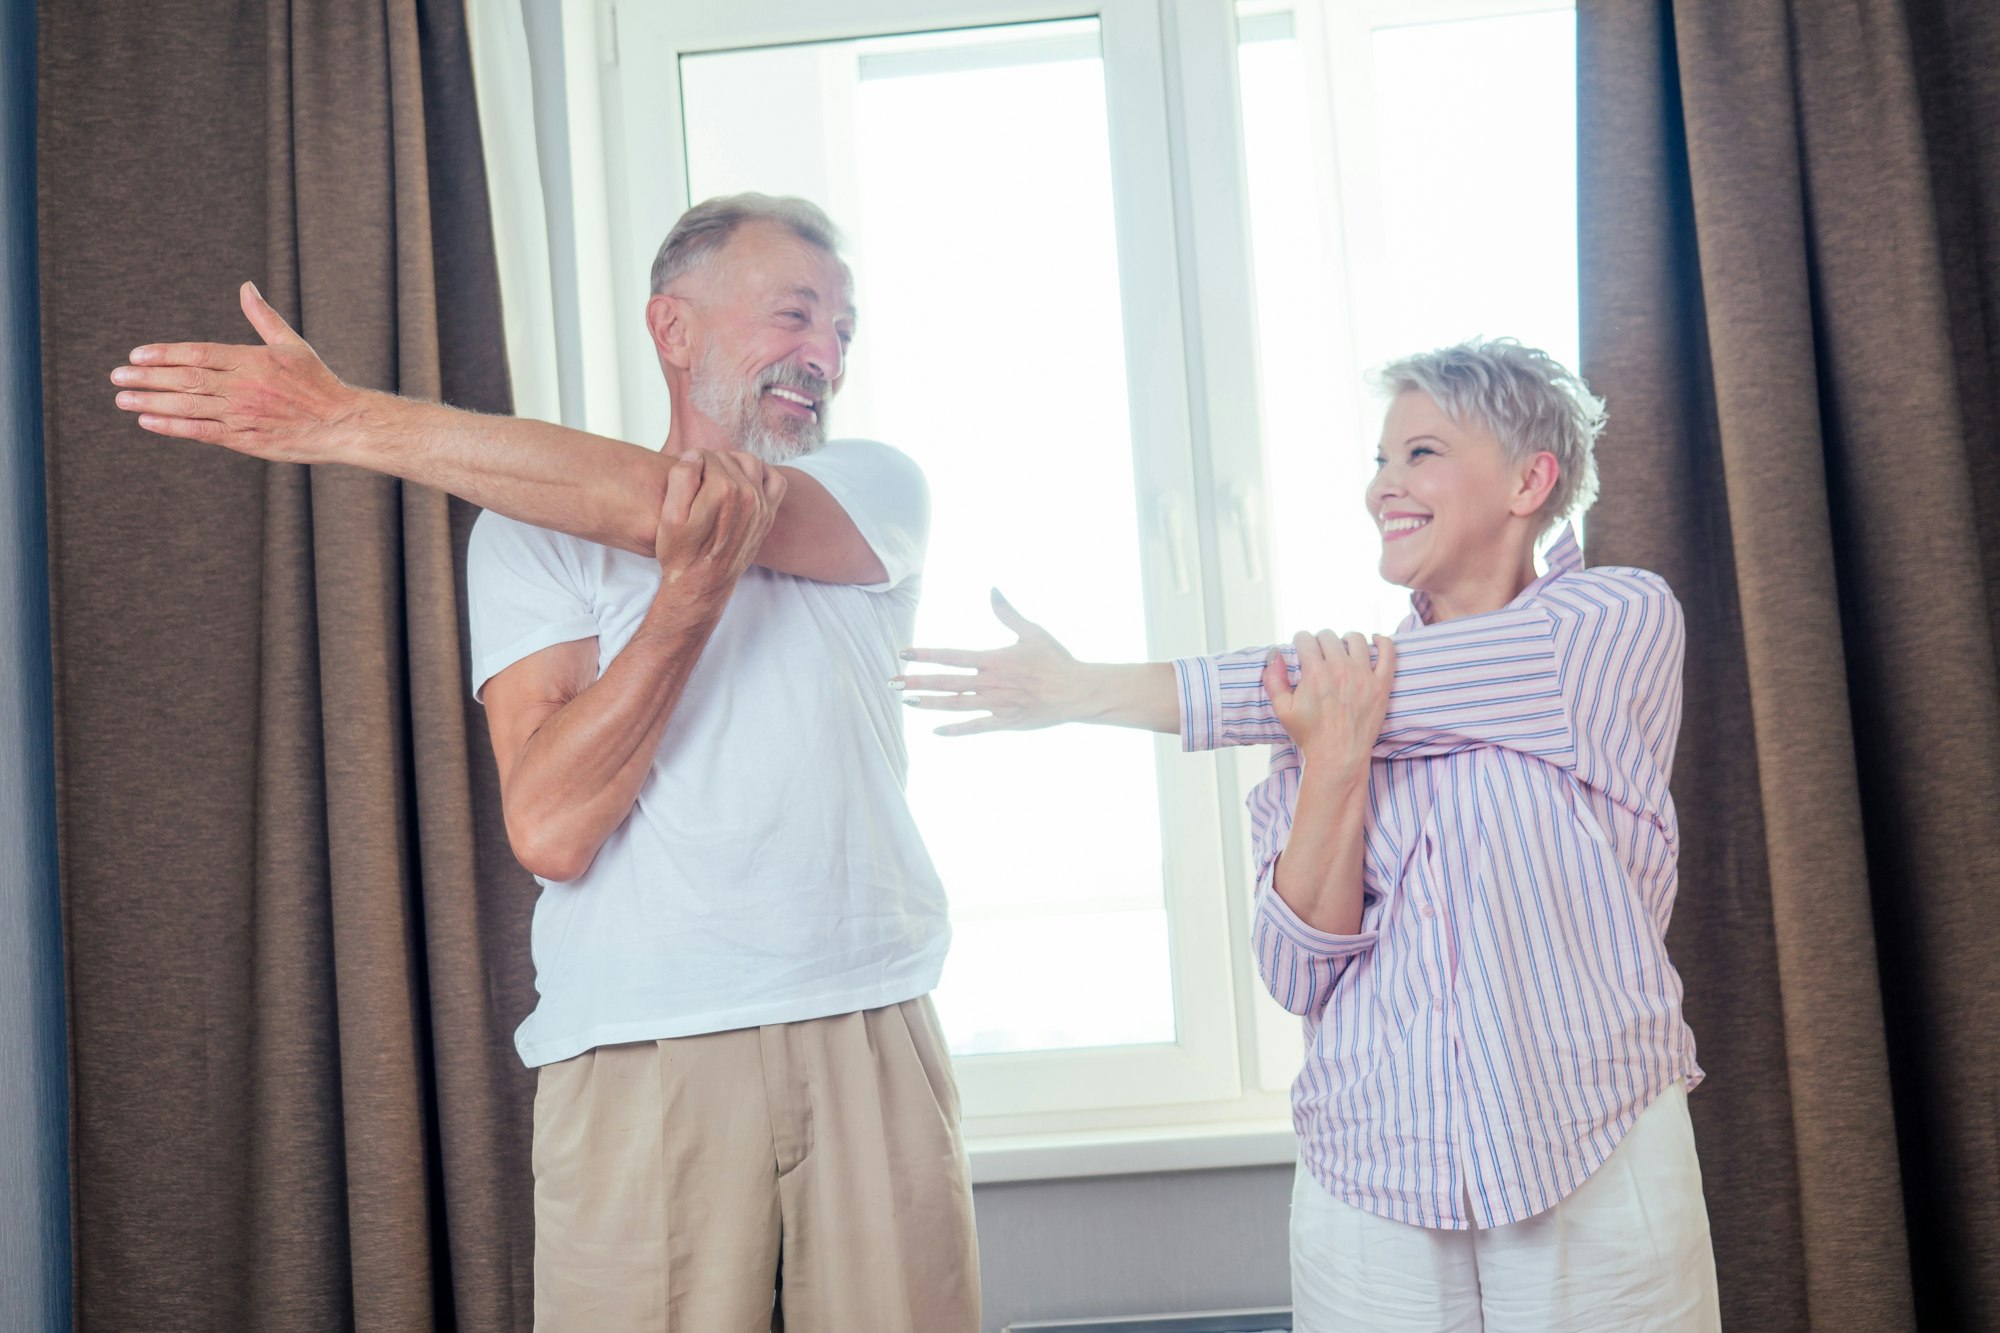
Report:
1153,489,1192,595
1226,481,1265,583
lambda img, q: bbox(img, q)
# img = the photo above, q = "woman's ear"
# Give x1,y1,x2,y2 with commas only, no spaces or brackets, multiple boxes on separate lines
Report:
1510,450,1560,519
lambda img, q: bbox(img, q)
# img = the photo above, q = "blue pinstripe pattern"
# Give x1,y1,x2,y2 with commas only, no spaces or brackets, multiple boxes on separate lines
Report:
1175,528,1700,1229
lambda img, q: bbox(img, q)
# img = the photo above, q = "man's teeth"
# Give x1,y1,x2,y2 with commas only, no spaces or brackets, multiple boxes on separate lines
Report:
768,386,816,412
1383,516,1431,534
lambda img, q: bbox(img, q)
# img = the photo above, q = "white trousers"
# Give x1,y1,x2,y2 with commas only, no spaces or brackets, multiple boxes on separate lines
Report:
1290,1083,1721,1333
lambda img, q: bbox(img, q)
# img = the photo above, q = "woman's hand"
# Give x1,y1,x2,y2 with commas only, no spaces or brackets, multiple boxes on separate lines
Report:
895,591,1096,736
1263,631,1397,778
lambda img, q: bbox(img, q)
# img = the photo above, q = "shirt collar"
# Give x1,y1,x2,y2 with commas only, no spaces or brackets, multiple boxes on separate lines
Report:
1408,523,1584,626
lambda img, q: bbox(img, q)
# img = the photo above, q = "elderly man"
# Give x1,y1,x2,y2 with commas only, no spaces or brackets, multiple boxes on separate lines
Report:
899,339,1719,1332
111,195,978,1332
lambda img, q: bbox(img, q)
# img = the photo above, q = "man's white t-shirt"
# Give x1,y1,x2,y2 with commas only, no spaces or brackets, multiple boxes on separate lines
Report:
465,438,950,1068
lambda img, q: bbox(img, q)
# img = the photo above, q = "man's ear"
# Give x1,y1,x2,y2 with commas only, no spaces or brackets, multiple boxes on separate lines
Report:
647,293,695,371
1511,450,1561,519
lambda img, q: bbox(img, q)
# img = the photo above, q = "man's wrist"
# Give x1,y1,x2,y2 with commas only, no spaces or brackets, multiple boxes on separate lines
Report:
328,386,397,468
637,581,729,642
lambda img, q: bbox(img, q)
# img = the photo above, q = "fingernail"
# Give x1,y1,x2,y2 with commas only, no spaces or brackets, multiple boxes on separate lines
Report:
887,677,905,689
901,696,921,707
115,392,134,408
898,649,914,660
130,348,154,363
110,367,132,384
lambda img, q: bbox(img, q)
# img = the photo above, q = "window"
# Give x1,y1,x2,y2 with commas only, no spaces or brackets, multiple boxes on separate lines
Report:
529,0,1579,1156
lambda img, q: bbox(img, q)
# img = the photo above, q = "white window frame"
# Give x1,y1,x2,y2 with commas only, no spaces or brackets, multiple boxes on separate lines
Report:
488,0,1576,1177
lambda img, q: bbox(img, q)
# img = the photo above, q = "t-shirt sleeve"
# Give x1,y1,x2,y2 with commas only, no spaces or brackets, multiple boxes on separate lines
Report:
782,438,930,591
465,510,602,702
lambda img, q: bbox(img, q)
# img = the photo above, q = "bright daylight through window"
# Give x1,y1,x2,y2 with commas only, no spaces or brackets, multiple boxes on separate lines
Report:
570,0,1580,1137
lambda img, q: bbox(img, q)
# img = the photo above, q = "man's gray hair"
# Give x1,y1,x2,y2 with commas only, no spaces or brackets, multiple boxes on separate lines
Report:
649,193,844,297
1375,337,1605,533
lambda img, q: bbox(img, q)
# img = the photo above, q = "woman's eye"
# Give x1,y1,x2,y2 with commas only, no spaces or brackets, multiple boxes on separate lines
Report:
1372,455,1386,469
1410,446,1435,460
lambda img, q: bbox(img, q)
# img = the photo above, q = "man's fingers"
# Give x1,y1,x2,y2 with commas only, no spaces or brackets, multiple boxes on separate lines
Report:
1341,631,1370,660
662,451,706,525
136,414,224,443
1294,630,1325,666
898,647,987,669
761,465,788,506
127,341,235,370
109,364,212,393
113,390,226,421
239,281,307,348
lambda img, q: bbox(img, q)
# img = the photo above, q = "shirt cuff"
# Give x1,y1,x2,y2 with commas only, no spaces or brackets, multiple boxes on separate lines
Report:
1172,655,1217,752
1256,877,1378,960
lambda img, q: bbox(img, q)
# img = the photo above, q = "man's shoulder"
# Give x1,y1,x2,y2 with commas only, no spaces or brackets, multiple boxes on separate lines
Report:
794,437,927,486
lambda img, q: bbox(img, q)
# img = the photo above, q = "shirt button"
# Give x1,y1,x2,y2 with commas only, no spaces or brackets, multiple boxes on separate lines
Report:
1420,904,1436,920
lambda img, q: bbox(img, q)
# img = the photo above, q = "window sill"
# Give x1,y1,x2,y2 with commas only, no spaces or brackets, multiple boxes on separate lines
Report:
966,1117,1297,1185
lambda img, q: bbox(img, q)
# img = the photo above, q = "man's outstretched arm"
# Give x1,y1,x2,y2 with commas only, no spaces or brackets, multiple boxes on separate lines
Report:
109,282,884,585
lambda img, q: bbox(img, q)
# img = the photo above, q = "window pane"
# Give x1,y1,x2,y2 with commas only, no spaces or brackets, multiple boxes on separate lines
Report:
680,21,1175,1057
1237,6,1579,639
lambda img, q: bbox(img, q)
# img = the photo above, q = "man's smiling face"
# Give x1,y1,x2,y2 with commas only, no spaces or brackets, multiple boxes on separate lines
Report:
678,220,856,462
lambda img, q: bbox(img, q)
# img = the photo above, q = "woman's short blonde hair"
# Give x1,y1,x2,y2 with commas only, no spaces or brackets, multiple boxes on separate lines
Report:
1376,338,1605,533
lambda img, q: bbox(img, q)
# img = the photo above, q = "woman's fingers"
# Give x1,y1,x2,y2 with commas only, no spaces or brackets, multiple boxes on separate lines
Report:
891,673,979,694
899,647,989,670
901,692,990,712
1262,650,1294,704
1373,635,1397,679
933,714,1015,738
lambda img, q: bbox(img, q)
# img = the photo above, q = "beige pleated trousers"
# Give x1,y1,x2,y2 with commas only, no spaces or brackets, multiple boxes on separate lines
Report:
531,997,980,1332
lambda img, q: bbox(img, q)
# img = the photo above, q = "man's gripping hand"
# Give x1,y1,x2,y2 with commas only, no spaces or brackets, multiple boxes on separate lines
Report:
110,281,358,463
653,449,788,607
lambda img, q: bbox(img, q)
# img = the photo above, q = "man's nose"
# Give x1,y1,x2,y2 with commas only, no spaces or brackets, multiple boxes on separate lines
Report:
803,330,842,385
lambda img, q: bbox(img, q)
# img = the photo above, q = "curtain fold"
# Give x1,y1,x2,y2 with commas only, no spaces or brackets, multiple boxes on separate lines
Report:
1578,1,2000,1328
39,1,536,1328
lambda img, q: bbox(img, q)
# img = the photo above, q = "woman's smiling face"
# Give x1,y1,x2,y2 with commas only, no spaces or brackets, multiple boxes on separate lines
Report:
1365,389,1534,598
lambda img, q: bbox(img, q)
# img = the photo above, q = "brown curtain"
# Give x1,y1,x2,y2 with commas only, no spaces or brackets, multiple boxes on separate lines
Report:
39,2,537,1328
1579,1,2000,1329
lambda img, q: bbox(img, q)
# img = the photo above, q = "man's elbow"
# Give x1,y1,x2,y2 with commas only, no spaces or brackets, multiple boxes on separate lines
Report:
506,815,598,884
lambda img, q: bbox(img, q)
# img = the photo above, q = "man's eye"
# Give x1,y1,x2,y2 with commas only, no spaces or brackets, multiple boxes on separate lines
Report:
781,309,807,322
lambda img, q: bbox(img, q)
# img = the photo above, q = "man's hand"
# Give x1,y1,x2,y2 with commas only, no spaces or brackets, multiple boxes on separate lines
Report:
110,281,358,463
1264,631,1397,777
895,592,1108,736
653,449,787,607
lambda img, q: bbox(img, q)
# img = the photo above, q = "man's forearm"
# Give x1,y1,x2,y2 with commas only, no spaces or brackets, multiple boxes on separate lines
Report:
504,594,719,880
1271,762,1370,935
342,391,667,556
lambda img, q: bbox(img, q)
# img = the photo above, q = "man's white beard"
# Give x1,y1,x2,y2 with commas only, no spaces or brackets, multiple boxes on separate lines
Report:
688,340,829,464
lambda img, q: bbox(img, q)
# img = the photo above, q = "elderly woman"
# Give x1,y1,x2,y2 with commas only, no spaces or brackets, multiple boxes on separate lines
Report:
898,339,1720,1331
